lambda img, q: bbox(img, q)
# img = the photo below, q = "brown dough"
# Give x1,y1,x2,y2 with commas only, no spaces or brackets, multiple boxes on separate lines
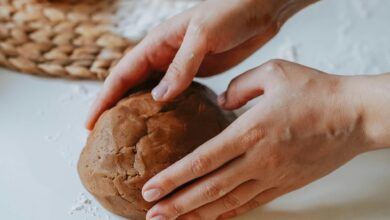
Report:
77,82,236,219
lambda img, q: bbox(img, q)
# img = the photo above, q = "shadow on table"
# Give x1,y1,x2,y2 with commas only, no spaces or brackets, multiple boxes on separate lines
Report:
238,181,390,220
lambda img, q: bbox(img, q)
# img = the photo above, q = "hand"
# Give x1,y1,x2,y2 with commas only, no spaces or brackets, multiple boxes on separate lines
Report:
141,60,374,220
86,0,317,130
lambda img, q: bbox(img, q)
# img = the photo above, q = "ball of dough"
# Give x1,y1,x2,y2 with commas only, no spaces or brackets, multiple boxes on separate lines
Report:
77,82,235,219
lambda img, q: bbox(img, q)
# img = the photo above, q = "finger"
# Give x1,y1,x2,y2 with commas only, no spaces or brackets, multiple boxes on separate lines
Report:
142,121,253,202
151,23,209,101
85,41,152,130
85,10,192,130
219,60,284,110
182,180,263,220
219,187,283,219
146,157,252,220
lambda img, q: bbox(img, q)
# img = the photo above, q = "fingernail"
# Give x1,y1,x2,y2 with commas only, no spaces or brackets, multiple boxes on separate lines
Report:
218,92,226,106
150,215,166,220
152,82,168,101
143,188,162,202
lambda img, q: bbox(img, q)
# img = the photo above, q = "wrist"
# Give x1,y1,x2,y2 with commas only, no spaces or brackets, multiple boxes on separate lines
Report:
342,74,390,151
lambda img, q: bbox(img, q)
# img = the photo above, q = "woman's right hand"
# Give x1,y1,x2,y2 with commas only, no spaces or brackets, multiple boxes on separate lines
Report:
86,0,317,130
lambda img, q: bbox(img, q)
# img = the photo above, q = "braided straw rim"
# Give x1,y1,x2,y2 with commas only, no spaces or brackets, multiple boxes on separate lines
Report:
0,0,135,80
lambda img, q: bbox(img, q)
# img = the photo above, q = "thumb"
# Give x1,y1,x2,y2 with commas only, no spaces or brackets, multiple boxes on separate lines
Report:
219,60,280,110
151,24,209,101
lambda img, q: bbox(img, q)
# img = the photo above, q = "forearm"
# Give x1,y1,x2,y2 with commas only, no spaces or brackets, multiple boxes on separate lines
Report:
345,73,390,150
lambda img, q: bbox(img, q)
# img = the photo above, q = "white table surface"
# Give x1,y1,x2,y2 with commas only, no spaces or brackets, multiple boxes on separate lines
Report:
1,0,390,219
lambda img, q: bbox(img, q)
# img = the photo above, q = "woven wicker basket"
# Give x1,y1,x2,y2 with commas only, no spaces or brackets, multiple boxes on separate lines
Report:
0,0,135,80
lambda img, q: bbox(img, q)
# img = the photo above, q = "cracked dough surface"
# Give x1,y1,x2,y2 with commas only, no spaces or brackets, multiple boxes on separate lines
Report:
77,82,235,219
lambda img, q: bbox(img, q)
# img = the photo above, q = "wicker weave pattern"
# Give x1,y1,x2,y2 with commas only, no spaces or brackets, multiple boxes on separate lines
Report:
0,0,134,80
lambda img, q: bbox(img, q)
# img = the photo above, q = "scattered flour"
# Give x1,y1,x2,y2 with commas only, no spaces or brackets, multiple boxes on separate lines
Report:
58,84,99,104
71,85,89,96
66,123,73,130
36,109,45,117
352,0,371,19
58,85,89,102
43,132,62,142
337,20,353,45
69,193,92,213
113,0,202,41
69,192,111,219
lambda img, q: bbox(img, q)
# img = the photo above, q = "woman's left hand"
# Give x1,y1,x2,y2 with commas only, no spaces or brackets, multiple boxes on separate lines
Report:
142,60,373,220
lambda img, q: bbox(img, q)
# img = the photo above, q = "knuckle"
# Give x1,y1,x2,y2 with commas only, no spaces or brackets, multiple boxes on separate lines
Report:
222,193,242,210
190,153,212,176
202,181,223,201
241,126,266,148
188,21,210,49
162,202,184,217
262,59,285,75
257,59,290,87
167,61,183,81
190,20,209,38
172,203,185,216
159,176,177,192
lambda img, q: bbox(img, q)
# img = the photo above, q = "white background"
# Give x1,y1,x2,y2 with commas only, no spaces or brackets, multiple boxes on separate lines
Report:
1,0,390,219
